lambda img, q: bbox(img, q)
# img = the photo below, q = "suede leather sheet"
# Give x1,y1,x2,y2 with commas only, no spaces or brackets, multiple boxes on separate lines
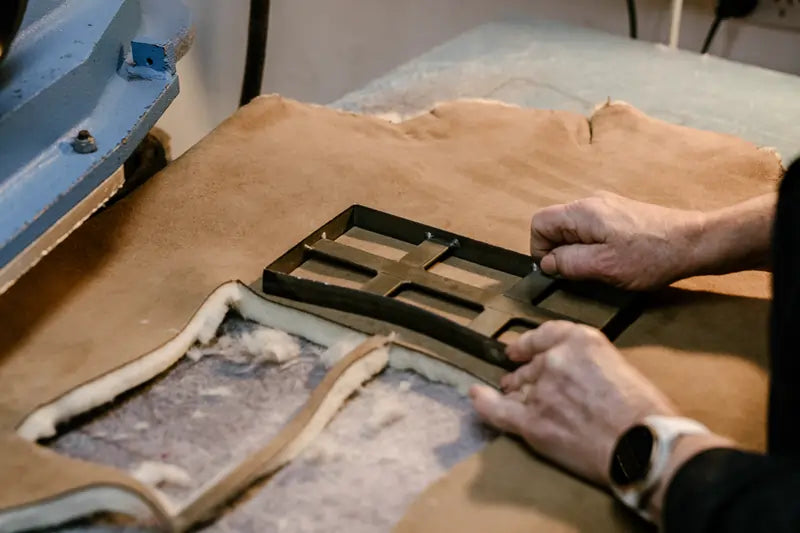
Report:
0,96,781,530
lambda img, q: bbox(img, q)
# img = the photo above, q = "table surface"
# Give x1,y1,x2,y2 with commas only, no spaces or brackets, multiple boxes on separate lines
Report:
47,20,800,532
333,19,800,164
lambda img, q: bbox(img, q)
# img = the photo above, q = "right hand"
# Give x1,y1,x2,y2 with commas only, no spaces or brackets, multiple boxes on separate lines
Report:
531,192,705,291
471,320,734,521
471,321,678,485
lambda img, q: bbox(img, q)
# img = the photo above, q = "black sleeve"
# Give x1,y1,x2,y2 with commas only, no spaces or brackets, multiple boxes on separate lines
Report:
663,150,800,533
663,448,800,533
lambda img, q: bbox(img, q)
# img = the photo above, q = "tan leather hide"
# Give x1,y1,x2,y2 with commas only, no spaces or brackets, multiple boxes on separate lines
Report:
0,96,780,531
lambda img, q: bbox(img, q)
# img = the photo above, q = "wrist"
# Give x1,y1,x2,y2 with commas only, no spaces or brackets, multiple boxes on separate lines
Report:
682,208,737,278
671,209,711,280
681,194,776,278
608,415,735,525
609,416,707,522
647,433,736,522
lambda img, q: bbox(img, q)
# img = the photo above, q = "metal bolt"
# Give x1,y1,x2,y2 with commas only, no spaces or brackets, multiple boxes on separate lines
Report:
73,129,97,154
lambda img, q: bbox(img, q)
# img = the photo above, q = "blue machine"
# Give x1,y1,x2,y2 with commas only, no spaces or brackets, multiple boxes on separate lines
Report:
0,0,191,285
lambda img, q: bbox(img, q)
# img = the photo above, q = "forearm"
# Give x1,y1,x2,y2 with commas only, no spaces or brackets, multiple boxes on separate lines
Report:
686,193,776,277
660,445,800,533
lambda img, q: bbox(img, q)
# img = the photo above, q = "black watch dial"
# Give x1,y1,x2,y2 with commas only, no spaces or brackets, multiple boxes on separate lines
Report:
610,424,655,487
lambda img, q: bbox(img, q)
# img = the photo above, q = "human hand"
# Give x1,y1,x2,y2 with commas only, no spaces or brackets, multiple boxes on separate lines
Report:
531,192,705,290
470,321,677,485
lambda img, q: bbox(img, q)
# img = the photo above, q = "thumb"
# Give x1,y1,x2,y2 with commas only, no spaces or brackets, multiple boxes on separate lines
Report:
540,244,606,280
469,385,527,434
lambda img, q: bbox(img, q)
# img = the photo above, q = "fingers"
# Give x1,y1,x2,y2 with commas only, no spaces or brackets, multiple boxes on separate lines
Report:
506,321,575,362
540,253,559,275
503,321,601,392
500,356,546,391
530,198,607,257
540,243,607,280
531,198,612,279
505,387,529,404
530,205,576,258
469,384,528,434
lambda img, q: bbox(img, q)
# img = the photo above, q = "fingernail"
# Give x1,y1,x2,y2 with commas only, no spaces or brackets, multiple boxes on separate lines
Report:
540,254,556,274
507,347,524,362
470,385,494,406
505,345,518,359
474,385,497,401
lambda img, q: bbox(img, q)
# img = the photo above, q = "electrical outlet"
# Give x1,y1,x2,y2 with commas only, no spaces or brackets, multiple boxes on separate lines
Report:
749,0,800,30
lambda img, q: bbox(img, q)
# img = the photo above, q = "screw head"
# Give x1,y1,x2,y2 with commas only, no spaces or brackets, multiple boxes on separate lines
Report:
73,130,97,154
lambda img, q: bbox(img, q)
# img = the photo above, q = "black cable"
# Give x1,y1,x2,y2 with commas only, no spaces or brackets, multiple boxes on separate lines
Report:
239,0,270,107
626,0,638,39
701,13,723,54
701,1,758,55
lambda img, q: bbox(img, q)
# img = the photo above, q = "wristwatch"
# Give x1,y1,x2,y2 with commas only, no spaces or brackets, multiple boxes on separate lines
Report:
609,415,710,522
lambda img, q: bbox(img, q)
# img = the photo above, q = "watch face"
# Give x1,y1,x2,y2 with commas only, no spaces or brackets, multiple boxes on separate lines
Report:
610,425,655,487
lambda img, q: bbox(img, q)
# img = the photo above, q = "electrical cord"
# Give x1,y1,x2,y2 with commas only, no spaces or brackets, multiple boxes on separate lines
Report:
700,0,758,55
240,0,271,107
626,0,638,39
701,13,723,53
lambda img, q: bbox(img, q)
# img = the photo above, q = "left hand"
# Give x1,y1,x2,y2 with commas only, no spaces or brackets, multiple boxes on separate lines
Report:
470,321,677,485
530,192,705,291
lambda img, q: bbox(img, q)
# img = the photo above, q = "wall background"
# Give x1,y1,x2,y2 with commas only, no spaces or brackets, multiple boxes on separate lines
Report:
157,0,800,157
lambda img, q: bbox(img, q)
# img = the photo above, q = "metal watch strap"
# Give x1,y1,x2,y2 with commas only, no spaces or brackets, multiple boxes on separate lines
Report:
611,415,710,523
